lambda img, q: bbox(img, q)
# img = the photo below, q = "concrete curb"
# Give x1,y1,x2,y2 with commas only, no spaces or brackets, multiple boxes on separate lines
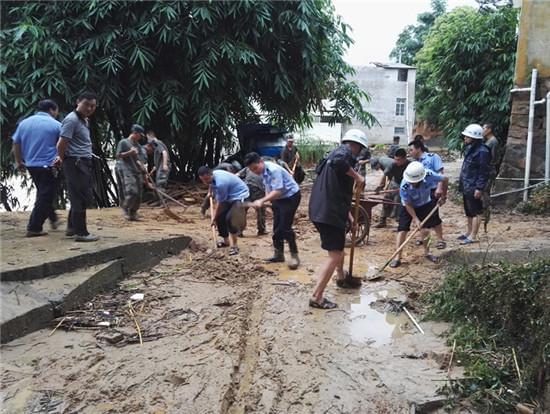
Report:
441,244,550,266
0,235,191,343
1,235,191,282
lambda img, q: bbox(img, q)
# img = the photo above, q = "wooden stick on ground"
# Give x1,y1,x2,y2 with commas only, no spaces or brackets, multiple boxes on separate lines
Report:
403,306,424,335
128,302,143,346
49,317,67,337
512,347,522,386
448,339,457,375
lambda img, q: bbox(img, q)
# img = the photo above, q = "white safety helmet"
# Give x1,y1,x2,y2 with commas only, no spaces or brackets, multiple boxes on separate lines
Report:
403,161,426,183
342,129,368,149
462,123,483,139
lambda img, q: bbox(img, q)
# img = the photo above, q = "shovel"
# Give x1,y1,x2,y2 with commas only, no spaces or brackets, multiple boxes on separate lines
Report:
337,184,364,289
145,174,187,223
365,203,440,281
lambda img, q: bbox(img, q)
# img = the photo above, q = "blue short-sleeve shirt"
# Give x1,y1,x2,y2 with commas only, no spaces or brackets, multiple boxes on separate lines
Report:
212,170,249,203
262,161,299,199
400,170,444,208
12,112,61,167
419,152,443,173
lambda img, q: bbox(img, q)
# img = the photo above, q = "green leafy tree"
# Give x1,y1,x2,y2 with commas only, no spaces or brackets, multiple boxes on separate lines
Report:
389,0,447,65
415,6,518,148
0,0,375,208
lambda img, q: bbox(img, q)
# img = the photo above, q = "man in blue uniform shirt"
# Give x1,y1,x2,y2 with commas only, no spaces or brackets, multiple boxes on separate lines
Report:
408,139,446,248
408,139,444,173
197,166,249,256
391,161,448,268
12,99,61,237
245,152,301,270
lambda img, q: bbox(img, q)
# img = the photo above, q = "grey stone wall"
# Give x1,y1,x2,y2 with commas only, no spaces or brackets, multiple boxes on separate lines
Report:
493,77,549,206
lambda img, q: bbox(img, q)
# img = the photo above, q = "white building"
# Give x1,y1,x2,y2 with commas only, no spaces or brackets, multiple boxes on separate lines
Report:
298,63,416,145
344,63,416,145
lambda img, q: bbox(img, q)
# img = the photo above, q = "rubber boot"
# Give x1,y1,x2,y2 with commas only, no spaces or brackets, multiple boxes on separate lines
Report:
288,252,300,270
265,240,285,263
288,238,300,270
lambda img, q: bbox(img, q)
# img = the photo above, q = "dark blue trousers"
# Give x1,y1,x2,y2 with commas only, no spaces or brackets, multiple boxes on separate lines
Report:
27,167,58,232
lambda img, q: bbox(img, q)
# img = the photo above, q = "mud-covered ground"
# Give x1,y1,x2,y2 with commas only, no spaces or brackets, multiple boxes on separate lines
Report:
2,161,549,413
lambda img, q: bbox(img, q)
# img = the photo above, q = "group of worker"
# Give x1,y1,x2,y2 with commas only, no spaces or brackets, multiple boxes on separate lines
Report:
12,95,499,310
11,93,170,241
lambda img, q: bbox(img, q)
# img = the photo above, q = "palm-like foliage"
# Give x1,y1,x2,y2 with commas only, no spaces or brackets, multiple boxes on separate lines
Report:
1,0,375,205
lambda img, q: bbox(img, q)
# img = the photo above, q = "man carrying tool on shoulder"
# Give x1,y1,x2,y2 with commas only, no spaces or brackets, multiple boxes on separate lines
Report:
308,129,367,309
115,124,148,221
390,161,448,268
244,152,301,269
197,166,249,256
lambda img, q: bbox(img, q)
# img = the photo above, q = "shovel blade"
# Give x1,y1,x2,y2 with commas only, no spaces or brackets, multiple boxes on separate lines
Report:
364,267,384,281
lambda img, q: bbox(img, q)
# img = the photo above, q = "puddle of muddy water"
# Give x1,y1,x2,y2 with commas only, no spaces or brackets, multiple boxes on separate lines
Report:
346,289,410,347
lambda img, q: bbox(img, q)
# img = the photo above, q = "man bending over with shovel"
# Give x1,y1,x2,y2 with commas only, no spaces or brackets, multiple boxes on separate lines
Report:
390,161,448,268
244,152,301,270
308,129,367,309
197,166,249,256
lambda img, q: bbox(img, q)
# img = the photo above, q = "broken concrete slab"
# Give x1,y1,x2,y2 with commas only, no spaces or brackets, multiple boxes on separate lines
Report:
1,260,123,343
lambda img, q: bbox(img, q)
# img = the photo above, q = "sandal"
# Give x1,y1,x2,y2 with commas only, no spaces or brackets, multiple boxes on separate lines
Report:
389,259,401,268
216,240,229,248
229,246,239,256
435,240,446,249
425,254,439,263
460,238,478,245
309,297,337,310
457,234,468,241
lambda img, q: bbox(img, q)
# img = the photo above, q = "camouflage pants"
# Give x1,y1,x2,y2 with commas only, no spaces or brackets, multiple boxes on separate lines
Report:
155,166,170,191
381,182,401,219
116,167,142,215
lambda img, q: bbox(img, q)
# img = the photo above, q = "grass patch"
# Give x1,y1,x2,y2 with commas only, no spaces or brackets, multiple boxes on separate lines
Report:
296,137,338,166
517,184,550,216
425,260,550,412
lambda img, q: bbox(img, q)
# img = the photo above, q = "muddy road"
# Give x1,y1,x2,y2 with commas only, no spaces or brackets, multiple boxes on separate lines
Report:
2,161,548,413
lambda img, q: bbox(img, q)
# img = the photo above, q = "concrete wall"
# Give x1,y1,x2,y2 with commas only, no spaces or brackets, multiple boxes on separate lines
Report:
298,120,342,144
342,65,416,145
494,0,550,205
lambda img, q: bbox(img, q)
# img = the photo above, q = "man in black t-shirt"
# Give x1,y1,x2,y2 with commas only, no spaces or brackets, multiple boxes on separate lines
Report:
372,149,410,228
308,129,367,310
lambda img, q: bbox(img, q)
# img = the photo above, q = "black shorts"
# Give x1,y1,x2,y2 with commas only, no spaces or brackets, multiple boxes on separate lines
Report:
313,222,345,251
398,199,442,232
463,194,483,217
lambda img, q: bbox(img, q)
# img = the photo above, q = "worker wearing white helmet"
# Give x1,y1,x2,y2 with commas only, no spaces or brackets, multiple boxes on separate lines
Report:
307,129,367,309
457,123,491,245
391,161,449,268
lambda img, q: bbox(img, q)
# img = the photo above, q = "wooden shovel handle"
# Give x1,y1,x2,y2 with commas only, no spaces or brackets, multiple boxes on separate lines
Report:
348,183,364,276
379,203,440,272
209,196,218,248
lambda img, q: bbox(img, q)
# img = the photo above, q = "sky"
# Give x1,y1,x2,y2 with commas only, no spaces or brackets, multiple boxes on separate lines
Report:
332,0,479,66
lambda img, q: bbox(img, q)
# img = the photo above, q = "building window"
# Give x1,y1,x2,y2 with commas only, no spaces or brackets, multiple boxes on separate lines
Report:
395,98,406,116
394,127,405,135
398,69,408,81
